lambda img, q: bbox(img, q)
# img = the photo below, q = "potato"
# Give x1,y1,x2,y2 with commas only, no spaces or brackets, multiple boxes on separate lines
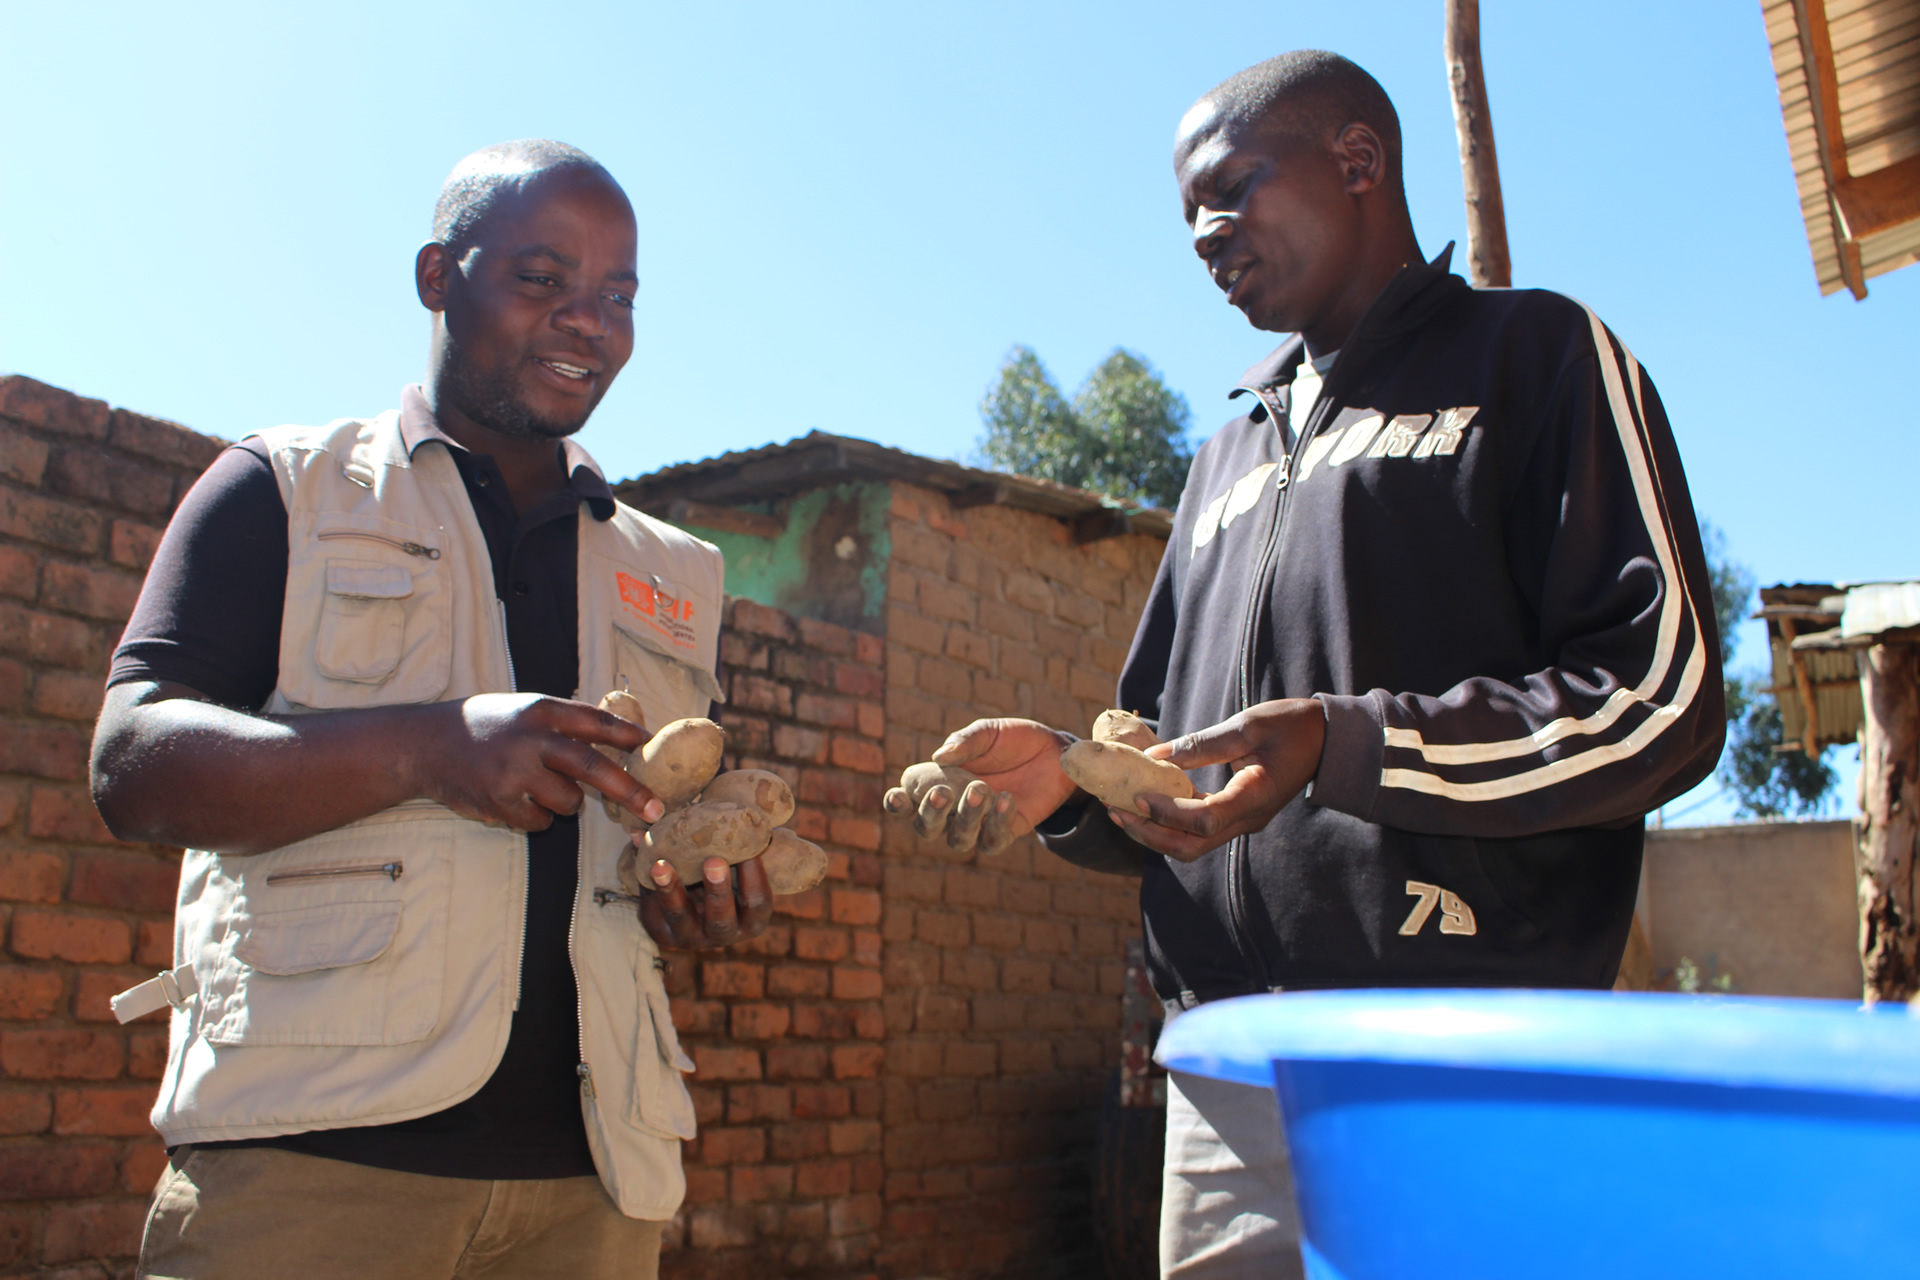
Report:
760,828,829,894
640,801,773,884
1060,739,1195,817
883,760,1018,854
1092,708,1159,751
595,689,648,825
634,718,724,811
598,688,648,729
699,769,795,828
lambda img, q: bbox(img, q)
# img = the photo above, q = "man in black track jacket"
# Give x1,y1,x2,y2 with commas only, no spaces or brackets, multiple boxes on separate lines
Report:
900,51,1723,1279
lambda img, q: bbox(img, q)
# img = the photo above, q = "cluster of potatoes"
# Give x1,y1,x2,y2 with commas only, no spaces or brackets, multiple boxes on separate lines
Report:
596,691,828,897
883,707,1194,854
601,690,1194,884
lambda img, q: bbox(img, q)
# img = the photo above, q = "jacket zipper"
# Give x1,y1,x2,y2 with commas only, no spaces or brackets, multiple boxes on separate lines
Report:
1224,380,1335,993
316,529,442,559
265,861,403,886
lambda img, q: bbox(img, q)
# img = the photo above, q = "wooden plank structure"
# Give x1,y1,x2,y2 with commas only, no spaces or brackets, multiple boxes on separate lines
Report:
1761,0,1920,297
1759,581,1920,1001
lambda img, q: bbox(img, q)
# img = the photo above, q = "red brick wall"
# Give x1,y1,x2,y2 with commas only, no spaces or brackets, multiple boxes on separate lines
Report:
0,377,224,1277
659,598,892,1278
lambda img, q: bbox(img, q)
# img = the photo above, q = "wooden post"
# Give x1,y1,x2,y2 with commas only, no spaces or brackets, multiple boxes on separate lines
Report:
1857,641,1920,1003
1444,0,1512,288
1779,617,1824,757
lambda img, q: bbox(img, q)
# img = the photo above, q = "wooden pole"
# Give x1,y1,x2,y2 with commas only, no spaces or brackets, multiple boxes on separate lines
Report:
1444,0,1513,288
1857,641,1920,1003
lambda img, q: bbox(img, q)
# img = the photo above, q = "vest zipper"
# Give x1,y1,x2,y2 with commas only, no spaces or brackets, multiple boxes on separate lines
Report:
315,529,442,559
570,819,594,1102
265,861,403,886
499,599,529,1014
1224,382,1331,993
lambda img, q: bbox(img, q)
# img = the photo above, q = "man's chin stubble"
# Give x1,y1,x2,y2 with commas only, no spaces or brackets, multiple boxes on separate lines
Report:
444,362,593,441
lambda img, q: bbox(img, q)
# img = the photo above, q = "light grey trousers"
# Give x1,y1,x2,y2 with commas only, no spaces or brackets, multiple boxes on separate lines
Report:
1161,1071,1306,1279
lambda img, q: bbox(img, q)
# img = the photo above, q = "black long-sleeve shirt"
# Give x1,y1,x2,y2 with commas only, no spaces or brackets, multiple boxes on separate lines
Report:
1043,249,1724,1004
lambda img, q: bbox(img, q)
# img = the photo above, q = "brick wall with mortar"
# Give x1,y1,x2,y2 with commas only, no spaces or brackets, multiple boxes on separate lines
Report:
877,483,1164,1279
658,596,893,1278
0,376,225,1278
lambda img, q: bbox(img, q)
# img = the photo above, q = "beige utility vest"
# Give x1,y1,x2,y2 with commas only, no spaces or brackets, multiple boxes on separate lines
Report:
149,411,723,1220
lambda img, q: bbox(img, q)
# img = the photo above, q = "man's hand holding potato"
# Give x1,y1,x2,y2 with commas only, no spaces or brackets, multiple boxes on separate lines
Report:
883,717,1080,854
1109,698,1326,861
883,701,1327,865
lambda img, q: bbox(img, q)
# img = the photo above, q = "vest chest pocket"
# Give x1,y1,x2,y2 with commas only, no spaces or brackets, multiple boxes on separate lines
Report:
280,515,453,709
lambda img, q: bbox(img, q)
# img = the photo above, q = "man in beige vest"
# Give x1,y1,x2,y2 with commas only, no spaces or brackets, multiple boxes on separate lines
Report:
91,141,768,1279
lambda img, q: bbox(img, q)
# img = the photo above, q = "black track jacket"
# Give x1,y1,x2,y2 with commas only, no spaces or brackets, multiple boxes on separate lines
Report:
1040,249,1725,1004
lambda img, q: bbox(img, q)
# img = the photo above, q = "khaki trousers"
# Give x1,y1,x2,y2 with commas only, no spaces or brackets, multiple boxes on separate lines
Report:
139,1146,664,1280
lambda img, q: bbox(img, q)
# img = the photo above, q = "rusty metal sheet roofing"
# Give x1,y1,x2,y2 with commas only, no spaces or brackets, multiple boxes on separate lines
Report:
1759,579,1920,748
1764,0,1920,296
614,429,1174,539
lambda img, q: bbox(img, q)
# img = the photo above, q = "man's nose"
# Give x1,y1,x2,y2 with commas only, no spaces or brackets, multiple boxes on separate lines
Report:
554,290,612,340
1192,206,1232,259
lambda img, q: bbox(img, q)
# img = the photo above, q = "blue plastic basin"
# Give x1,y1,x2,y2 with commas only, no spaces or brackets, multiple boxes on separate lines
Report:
1155,990,1920,1279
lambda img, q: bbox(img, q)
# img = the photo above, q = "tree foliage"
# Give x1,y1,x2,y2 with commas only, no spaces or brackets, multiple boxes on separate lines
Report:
1701,520,1837,819
977,345,1193,510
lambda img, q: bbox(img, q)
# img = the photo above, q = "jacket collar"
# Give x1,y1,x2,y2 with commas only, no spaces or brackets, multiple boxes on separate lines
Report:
1229,243,1466,416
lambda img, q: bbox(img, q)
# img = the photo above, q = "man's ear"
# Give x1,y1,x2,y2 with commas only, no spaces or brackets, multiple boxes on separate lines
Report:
1332,123,1388,196
415,242,452,313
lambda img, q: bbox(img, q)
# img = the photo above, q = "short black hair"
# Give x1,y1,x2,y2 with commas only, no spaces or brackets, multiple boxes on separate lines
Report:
431,140,613,253
1203,51,1402,187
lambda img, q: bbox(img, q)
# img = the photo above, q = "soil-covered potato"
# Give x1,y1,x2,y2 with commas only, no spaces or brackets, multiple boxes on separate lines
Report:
595,689,649,824
641,801,772,883
1092,708,1159,751
761,828,829,894
634,718,724,811
1060,739,1195,817
699,769,796,828
598,689,649,730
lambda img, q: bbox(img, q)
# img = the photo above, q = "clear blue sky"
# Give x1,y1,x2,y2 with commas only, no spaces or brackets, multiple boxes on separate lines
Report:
4,0,1910,821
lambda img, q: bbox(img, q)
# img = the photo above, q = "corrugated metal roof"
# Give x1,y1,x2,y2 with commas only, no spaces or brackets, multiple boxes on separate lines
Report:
614,429,1174,543
1843,581,1920,635
1763,0,1920,296
1759,579,1920,749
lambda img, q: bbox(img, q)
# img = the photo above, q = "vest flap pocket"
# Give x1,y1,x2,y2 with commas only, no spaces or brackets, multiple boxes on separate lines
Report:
283,525,451,704
235,902,401,976
628,975,698,1141
325,562,415,600
595,549,724,706
611,619,724,709
198,838,451,1049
